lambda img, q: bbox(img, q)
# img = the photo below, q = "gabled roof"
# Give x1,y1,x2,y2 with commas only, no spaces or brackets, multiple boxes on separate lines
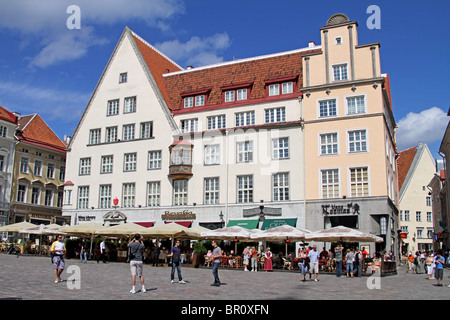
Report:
0,106,18,124
397,146,416,192
16,113,66,153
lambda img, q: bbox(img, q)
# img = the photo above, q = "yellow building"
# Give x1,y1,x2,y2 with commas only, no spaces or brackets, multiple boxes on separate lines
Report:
301,14,399,255
10,114,68,225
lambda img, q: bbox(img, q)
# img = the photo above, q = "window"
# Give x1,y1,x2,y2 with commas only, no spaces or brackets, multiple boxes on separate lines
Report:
78,186,89,209
333,64,348,81
350,167,369,197
237,141,253,163
319,99,337,117
205,145,220,165
204,177,219,205
47,163,55,179
106,126,118,143
124,96,136,113
225,89,248,102
282,82,293,94
417,228,423,239
140,122,153,139
107,99,119,116
273,173,289,201
272,138,289,159
89,129,101,145
237,175,253,203
180,118,198,133
321,169,340,199
0,155,4,172
57,191,63,207
0,125,7,137
207,115,226,130
320,133,338,155
44,189,53,206
148,151,162,169
265,107,286,123
416,211,422,222
79,158,91,175
20,157,29,174
124,153,137,172
237,89,248,101
235,111,255,127
268,84,279,96
427,212,432,222
122,183,135,207
99,185,112,209
347,96,366,114
195,95,205,107
64,190,72,205
147,181,160,207
404,210,410,222
119,72,127,83
184,97,194,108
348,130,367,153
426,197,431,206
17,185,27,202
122,124,135,141
31,187,41,205
335,37,342,45
101,155,113,174
34,160,42,176
59,166,65,181
171,148,191,165
173,180,188,206
225,91,235,102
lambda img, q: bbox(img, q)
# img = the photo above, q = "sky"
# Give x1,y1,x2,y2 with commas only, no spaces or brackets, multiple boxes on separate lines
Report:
0,0,449,160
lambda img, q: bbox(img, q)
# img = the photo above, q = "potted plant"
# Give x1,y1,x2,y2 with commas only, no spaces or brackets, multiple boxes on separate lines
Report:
192,241,207,268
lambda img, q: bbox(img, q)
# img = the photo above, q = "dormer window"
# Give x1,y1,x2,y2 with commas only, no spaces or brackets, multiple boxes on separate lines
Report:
181,88,211,109
221,82,252,104
265,75,298,97
224,88,248,102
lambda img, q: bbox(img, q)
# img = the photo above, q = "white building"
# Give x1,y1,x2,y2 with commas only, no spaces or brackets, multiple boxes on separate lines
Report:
0,106,18,229
63,27,318,230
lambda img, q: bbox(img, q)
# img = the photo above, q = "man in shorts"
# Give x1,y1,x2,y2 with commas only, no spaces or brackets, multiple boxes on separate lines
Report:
308,245,320,282
50,235,66,283
434,251,445,287
128,234,146,294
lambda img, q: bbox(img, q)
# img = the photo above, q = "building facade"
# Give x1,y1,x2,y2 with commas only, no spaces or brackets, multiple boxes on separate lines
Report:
301,14,398,255
10,114,67,226
63,13,399,254
397,142,436,253
0,106,18,229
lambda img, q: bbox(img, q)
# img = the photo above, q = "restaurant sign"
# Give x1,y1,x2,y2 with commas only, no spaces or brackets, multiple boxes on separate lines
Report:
322,203,360,216
78,215,96,222
162,210,196,221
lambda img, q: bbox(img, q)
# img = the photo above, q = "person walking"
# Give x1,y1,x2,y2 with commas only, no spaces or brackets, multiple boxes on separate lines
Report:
211,240,222,286
308,245,320,282
50,235,66,283
407,252,415,273
345,248,355,278
334,244,344,278
242,247,250,271
434,251,445,287
250,246,260,272
128,234,146,294
298,248,308,282
264,247,273,272
167,240,186,284
151,242,160,267
79,239,88,263
97,239,106,263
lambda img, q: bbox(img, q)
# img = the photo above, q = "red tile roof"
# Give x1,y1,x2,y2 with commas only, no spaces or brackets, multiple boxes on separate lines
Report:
397,146,417,191
17,114,66,153
0,106,18,124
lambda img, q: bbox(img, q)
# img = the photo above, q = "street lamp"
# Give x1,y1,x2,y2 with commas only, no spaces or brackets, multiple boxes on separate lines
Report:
219,211,224,228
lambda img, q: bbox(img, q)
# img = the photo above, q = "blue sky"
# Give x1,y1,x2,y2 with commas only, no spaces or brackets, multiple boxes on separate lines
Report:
0,0,448,159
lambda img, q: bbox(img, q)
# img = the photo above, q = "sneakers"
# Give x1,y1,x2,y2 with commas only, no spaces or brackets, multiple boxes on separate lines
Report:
141,287,147,293
130,287,136,294
179,280,186,284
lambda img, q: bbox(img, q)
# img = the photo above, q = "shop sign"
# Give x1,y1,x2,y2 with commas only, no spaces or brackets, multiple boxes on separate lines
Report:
162,210,196,221
78,215,96,222
322,203,360,215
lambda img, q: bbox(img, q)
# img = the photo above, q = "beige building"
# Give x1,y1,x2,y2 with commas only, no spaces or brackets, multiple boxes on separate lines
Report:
301,14,398,255
397,142,436,253
10,114,68,226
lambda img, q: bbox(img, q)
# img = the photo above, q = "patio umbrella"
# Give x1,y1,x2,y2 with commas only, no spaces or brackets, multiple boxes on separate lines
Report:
96,222,148,237
250,225,311,242
174,225,210,240
200,226,258,241
0,221,35,232
304,225,383,243
59,222,105,236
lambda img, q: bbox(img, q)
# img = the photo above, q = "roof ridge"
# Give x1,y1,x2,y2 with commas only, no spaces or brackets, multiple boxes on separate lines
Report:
163,46,322,77
129,29,184,71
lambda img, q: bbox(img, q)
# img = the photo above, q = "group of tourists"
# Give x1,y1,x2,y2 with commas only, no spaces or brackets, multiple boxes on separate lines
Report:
407,250,448,287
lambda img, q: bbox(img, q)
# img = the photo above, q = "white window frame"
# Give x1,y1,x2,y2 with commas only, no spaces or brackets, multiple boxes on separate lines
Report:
184,97,194,108
89,129,101,145
346,94,367,115
148,150,162,170
282,82,293,94
195,95,205,107
180,118,198,133
204,145,220,165
207,115,226,130
34,159,43,176
20,157,29,174
119,72,127,83
17,184,27,202
320,168,340,199
273,173,290,201
140,122,153,139
173,180,188,206
268,84,280,96
237,175,253,203
204,177,219,205
347,129,368,153
237,89,248,101
235,111,255,127
319,132,339,156
272,137,289,160
349,166,370,197
318,98,338,118
78,186,89,209
100,155,113,174
122,124,135,141
225,91,235,102
79,158,91,175
31,186,41,205
44,189,54,206
237,141,253,163
122,183,135,208
124,96,136,113
105,126,118,143
265,107,286,123
99,184,112,209
124,153,137,172
332,63,348,82
107,99,119,116
147,181,161,207
47,163,55,179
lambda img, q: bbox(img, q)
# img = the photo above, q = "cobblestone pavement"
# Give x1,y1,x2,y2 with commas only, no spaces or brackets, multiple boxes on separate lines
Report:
0,254,448,301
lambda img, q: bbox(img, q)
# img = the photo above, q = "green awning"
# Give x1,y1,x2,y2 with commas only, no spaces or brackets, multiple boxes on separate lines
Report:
227,219,259,229
261,218,297,230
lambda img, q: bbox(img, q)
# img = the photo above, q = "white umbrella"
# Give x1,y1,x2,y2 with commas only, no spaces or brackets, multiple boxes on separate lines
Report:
140,222,190,238
174,225,210,240
304,226,383,243
250,225,311,242
200,226,258,241
59,222,105,236
0,221,35,232
96,222,148,237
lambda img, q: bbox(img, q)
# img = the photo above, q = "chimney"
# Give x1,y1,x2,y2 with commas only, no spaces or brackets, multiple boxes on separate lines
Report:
12,112,22,120
308,41,316,48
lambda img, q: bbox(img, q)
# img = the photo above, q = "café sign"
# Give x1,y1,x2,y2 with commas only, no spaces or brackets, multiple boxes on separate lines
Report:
322,203,360,216
162,210,196,221
78,215,96,222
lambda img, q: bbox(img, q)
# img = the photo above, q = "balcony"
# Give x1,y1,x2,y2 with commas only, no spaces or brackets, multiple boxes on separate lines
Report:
168,140,193,179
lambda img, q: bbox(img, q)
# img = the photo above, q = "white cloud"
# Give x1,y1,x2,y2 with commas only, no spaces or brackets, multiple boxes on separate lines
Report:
155,33,232,67
0,0,185,67
396,107,448,150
